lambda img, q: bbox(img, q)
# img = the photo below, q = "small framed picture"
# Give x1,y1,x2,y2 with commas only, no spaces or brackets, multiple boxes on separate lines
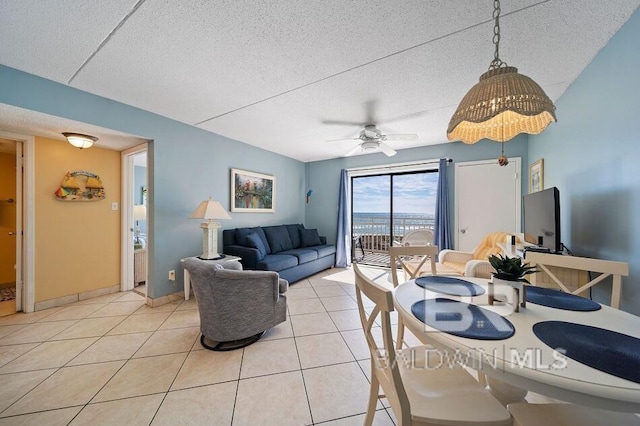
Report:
231,168,276,212
529,159,544,193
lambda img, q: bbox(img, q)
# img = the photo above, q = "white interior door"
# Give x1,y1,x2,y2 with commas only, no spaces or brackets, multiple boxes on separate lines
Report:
455,158,521,251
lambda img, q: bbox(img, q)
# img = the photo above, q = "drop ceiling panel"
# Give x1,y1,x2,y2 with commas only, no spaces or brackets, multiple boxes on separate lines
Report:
1,0,639,160
0,0,137,83
69,0,538,125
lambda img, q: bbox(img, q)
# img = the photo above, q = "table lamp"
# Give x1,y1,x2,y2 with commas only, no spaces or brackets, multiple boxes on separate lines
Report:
189,197,231,260
133,204,147,248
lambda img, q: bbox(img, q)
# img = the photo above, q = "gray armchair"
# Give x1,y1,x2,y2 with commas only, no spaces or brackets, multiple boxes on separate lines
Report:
181,257,288,351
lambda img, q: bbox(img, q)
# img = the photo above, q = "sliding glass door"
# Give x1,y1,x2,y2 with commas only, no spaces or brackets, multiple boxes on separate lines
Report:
351,170,438,265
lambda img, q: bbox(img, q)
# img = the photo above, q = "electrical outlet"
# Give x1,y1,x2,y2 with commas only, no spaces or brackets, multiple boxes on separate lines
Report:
168,270,175,281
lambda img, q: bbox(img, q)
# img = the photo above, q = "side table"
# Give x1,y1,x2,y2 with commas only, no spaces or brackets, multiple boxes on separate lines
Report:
181,255,241,300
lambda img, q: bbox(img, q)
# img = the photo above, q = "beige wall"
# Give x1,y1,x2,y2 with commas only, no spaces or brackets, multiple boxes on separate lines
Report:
35,137,120,302
0,152,16,284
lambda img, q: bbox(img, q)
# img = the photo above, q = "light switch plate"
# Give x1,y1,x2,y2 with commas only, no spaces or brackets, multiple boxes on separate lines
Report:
111,202,118,211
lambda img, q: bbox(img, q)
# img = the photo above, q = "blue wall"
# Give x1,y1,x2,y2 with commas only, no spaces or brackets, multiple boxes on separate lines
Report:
305,137,529,246
0,65,305,299
528,9,640,314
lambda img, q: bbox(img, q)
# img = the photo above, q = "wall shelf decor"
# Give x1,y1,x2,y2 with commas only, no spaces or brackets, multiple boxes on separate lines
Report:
55,171,105,201
231,168,275,212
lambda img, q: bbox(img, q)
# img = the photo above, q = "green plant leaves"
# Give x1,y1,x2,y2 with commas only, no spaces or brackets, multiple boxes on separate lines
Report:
488,254,538,283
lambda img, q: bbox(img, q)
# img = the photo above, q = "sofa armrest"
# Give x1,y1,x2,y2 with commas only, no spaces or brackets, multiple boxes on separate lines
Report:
465,259,494,279
438,249,473,264
223,245,260,269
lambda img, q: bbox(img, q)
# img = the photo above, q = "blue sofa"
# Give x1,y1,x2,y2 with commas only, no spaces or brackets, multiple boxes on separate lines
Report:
222,224,336,284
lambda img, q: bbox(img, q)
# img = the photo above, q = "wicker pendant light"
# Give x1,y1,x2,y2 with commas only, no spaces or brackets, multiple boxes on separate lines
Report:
447,0,556,144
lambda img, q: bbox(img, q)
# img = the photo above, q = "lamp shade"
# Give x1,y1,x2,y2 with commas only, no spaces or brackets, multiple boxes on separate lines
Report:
447,66,556,144
189,197,231,221
62,132,98,149
133,204,147,220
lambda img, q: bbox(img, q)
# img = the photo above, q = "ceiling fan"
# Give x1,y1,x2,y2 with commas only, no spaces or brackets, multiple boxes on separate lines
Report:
328,124,418,157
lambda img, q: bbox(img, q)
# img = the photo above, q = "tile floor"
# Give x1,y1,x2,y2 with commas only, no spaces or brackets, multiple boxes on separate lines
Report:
1,267,411,425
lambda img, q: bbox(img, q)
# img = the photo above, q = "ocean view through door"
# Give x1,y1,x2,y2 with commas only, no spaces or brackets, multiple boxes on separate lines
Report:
352,170,438,266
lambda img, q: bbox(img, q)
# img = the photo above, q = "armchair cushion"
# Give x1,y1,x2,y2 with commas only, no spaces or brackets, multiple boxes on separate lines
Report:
245,232,267,260
300,228,322,247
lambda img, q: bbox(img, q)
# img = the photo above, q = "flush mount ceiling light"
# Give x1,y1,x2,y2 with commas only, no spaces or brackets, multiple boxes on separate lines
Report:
447,0,557,145
62,132,98,149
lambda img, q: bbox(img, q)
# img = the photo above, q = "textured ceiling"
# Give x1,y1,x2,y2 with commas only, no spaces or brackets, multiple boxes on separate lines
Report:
1,0,638,161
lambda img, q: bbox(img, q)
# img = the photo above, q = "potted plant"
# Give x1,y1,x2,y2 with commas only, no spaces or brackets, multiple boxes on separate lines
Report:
488,254,538,311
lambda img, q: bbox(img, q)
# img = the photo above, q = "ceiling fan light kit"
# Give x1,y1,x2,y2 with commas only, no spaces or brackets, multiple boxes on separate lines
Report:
447,0,556,145
328,124,415,157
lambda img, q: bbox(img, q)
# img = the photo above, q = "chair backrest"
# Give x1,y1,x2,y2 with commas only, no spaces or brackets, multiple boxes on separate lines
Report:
353,264,411,424
389,245,439,288
525,251,629,309
400,228,434,246
472,232,521,260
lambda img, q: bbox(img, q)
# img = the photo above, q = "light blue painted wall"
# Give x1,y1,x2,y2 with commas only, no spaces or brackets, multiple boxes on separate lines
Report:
0,65,305,299
305,137,529,246
528,9,640,314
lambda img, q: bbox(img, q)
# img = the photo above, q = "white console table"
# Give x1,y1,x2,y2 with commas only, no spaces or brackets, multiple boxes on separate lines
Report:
181,255,241,300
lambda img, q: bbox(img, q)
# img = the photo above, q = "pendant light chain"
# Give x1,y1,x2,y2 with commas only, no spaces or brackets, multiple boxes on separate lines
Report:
490,0,506,70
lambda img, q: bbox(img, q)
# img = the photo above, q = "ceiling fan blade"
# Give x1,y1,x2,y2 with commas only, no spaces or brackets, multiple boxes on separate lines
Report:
326,137,359,143
322,119,367,126
383,134,418,141
345,144,363,157
379,142,397,157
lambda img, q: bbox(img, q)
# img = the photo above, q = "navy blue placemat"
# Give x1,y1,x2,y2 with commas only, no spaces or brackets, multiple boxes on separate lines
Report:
526,286,601,311
411,298,515,340
533,321,640,383
415,276,485,296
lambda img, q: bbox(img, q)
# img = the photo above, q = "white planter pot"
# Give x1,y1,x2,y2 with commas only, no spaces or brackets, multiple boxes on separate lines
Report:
492,277,527,312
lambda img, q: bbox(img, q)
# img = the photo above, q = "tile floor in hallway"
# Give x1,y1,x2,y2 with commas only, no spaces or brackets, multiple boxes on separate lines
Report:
0,267,409,426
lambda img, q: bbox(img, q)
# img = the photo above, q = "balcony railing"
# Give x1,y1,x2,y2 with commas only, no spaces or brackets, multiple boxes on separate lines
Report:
352,214,434,253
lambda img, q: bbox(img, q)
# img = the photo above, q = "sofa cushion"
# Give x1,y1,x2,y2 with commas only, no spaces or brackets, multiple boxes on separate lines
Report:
257,254,298,271
264,225,293,253
307,244,336,258
300,228,322,247
245,232,267,260
285,224,304,249
236,227,271,254
279,248,318,264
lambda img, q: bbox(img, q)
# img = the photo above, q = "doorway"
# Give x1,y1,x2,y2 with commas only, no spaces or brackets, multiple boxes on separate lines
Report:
0,138,17,316
351,170,438,266
121,145,148,296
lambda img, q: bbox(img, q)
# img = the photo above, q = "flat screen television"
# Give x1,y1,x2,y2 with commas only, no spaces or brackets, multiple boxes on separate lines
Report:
523,187,561,252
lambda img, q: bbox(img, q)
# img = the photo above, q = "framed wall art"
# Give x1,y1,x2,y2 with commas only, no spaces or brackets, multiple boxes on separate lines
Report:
231,168,275,212
529,159,544,193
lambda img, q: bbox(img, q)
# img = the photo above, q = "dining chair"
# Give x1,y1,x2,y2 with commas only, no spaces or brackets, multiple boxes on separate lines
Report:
389,245,438,350
507,402,640,426
353,263,512,426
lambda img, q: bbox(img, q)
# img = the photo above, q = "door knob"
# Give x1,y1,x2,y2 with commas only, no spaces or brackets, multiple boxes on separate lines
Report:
460,229,466,234
8,231,16,236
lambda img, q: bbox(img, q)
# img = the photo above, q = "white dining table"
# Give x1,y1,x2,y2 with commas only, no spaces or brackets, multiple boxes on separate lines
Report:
393,277,640,413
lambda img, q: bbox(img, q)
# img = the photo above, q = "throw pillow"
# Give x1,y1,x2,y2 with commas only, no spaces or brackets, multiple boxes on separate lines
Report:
245,232,267,260
235,227,271,254
300,228,322,247
264,225,293,253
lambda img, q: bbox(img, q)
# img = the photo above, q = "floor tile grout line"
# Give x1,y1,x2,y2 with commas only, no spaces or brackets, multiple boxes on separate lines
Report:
291,315,315,426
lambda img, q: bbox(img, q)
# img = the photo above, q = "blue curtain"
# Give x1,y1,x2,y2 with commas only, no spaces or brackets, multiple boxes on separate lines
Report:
335,169,351,267
434,158,452,250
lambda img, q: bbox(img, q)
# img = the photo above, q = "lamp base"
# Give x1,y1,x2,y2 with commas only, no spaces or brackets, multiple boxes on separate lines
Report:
198,254,226,261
